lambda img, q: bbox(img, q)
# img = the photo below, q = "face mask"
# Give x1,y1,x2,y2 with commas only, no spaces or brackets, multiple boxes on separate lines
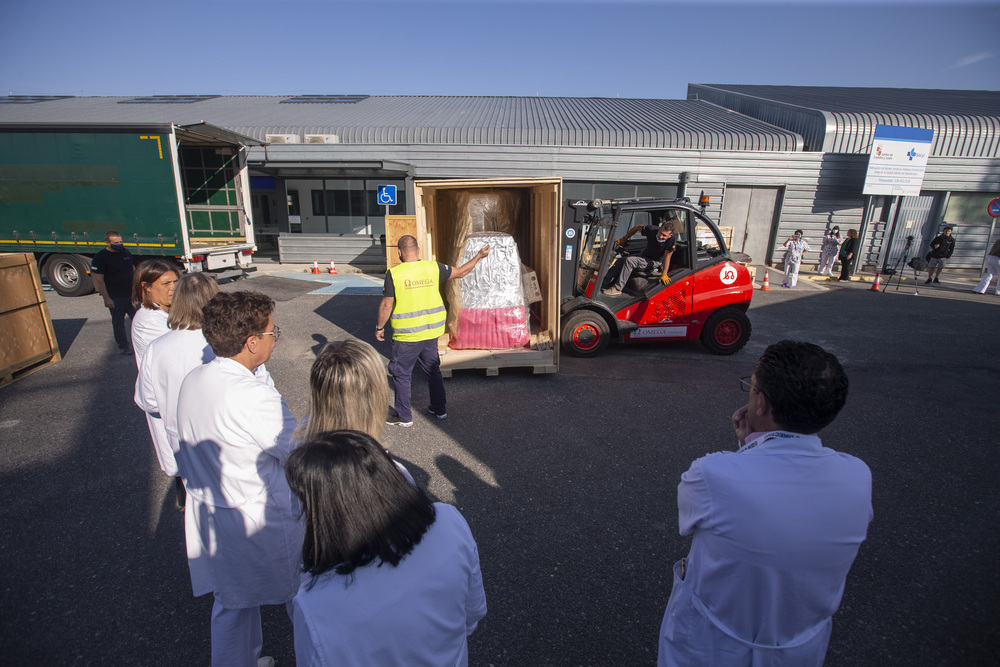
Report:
109,243,125,251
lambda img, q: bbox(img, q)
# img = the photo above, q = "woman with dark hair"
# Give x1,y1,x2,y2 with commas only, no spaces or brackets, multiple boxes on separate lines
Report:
286,430,487,666
130,259,179,482
130,259,180,363
838,229,859,281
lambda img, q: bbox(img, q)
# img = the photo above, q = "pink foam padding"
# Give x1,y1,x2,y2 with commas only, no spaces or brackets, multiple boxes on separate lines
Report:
449,306,530,350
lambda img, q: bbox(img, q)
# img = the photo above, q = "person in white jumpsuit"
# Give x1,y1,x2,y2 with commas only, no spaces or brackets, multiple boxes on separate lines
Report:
974,238,1000,295
818,226,841,276
175,291,300,667
130,260,178,476
781,230,811,288
658,341,873,667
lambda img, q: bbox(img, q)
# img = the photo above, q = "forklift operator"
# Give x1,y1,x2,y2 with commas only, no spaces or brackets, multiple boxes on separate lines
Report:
601,219,678,296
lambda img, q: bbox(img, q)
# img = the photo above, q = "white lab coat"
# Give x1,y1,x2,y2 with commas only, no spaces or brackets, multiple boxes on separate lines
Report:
658,431,873,667
131,306,171,473
135,328,274,478
131,306,169,363
293,503,487,667
176,357,302,607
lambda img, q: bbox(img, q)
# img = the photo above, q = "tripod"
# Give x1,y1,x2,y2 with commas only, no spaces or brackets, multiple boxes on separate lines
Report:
883,235,918,293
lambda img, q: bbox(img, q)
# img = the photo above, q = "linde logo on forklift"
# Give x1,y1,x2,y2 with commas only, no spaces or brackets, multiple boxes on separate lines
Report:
560,197,754,358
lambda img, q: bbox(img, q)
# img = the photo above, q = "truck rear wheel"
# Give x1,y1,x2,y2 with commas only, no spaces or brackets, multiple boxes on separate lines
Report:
561,311,610,357
46,254,95,297
700,307,751,355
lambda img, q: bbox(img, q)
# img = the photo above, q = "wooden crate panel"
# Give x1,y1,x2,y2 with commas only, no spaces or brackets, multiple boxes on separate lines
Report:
0,253,61,388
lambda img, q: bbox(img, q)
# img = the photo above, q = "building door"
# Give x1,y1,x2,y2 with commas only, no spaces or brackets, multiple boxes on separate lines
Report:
719,186,782,265
883,194,941,270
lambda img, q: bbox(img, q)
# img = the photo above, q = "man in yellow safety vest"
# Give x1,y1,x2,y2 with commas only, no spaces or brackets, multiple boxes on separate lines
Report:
376,235,491,427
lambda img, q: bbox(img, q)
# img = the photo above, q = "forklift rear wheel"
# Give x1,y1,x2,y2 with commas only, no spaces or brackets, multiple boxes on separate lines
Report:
700,308,751,355
562,311,610,357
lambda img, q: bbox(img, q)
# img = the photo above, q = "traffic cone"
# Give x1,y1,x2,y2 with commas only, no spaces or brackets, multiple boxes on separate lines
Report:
759,271,772,291
870,272,881,291
311,260,321,274
328,260,338,275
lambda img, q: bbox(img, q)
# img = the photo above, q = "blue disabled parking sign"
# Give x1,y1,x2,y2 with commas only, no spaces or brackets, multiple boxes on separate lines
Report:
377,185,397,206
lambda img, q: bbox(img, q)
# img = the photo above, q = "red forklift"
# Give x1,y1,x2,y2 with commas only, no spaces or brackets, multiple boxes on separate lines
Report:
559,197,754,357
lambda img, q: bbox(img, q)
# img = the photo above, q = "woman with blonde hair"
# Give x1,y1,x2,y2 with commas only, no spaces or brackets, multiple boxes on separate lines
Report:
297,338,413,484
298,339,389,441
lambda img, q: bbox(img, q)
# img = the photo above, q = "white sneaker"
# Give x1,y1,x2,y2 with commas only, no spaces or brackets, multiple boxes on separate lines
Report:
258,657,275,667
386,414,413,427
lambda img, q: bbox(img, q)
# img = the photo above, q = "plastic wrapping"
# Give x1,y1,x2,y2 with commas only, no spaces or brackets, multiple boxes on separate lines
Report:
449,232,530,350
441,190,522,333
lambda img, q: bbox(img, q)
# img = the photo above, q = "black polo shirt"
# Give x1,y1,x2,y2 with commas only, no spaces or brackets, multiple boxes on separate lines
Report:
91,247,135,299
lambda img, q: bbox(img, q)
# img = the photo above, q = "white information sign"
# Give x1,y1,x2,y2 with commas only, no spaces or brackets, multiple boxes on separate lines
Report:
863,125,935,196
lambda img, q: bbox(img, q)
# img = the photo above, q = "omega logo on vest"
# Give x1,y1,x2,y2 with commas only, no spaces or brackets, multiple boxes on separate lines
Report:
403,278,435,288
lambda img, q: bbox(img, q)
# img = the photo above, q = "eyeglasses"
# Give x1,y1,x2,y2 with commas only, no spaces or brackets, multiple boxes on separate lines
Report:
739,376,753,393
258,326,281,342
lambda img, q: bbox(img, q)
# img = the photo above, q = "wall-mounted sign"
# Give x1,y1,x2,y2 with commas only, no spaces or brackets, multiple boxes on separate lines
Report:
863,125,935,197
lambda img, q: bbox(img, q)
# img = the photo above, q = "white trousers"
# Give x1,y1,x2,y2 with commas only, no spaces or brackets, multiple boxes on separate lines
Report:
975,255,1000,294
211,600,262,667
783,260,802,287
210,599,294,666
818,247,838,275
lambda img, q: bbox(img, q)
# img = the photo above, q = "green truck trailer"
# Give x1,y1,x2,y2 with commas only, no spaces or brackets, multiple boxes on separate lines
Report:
0,122,260,296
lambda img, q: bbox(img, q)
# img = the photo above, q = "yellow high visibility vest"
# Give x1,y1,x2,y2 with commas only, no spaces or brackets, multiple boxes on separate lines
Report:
389,260,446,342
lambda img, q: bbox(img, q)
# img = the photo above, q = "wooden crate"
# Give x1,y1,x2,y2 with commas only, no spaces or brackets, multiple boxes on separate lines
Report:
404,178,562,375
0,253,62,387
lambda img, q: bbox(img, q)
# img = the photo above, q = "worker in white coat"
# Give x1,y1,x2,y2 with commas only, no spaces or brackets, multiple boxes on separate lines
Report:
658,341,872,666
130,259,179,476
175,290,300,667
136,274,275,511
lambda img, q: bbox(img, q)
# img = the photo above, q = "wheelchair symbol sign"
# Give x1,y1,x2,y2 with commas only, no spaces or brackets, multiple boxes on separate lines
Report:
377,185,397,206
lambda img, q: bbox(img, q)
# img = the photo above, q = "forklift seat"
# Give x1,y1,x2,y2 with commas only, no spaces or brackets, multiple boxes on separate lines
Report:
624,243,689,294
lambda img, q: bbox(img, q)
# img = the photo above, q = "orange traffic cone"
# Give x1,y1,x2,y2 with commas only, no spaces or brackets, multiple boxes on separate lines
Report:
312,260,321,274
870,272,881,291
328,260,338,275
759,270,772,291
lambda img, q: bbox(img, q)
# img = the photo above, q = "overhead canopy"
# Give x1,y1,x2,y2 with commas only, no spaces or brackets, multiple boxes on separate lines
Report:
0,121,262,148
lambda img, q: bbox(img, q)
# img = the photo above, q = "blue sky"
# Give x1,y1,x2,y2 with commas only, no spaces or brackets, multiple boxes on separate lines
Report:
1,0,997,98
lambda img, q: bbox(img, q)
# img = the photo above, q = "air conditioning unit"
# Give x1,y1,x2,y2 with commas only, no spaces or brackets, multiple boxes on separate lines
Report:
305,134,339,144
265,134,300,144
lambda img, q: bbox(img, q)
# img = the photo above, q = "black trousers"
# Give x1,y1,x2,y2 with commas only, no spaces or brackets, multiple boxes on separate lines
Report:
110,297,137,351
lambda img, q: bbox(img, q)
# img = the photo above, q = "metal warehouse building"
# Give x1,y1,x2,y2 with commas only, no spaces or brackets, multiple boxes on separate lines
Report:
2,85,998,272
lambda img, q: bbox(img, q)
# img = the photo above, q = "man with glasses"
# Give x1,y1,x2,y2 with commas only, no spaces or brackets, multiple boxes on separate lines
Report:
658,340,873,666
175,291,298,667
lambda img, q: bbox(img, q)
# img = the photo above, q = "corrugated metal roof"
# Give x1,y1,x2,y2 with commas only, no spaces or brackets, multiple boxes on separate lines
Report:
688,84,1000,156
0,95,802,151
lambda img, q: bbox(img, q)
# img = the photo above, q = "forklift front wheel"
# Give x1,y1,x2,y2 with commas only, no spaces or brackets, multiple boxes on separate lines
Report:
562,311,610,358
700,307,751,355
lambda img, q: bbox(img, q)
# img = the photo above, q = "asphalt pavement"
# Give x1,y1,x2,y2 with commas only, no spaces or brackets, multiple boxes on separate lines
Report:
1,264,998,666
